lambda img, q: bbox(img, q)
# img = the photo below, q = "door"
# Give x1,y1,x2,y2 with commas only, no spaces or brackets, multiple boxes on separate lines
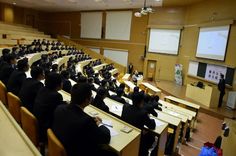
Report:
147,60,156,81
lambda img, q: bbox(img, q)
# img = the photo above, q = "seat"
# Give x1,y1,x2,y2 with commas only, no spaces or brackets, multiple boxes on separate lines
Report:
20,106,39,146
0,81,8,106
7,92,22,124
47,128,67,156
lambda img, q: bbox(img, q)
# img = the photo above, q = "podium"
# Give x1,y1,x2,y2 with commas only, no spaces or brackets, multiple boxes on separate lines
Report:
186,84,219,108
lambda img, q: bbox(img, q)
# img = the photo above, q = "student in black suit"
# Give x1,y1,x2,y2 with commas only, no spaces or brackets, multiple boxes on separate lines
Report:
19,66,45,113
52,83,116,156
33,72,65,142
110,88,126,104
122,92,156,156
61,70,72,93
92,87,109,113
7,58,29,95
0,53,17,85
218,74,226,107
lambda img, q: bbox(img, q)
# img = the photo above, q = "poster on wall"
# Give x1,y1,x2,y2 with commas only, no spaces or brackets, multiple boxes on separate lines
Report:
175,64,183,85
204,64,227,83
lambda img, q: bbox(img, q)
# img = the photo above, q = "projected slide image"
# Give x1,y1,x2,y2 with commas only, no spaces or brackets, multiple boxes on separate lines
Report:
196,25,230,61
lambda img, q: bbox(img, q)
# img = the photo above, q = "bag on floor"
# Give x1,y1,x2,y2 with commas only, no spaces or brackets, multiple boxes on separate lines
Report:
199,142,222,156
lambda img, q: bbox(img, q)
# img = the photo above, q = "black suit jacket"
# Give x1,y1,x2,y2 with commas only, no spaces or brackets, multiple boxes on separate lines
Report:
33,87,65,141
92,96,109,113
0,62,15,85
218,78,226,93
110,95,126,104
18,78,44,113
7,70,26,95
62,78,72,93
52,104,110,156
121,104,156,130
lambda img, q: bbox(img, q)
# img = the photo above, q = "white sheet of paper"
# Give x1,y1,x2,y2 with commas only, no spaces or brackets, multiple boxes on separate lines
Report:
102,120,113,127
111,105,122,112
106,126,119,137
168,111,179,117
151,117,165,127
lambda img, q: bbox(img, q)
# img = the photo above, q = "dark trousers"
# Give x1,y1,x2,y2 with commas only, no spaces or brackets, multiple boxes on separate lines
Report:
218,92,225,107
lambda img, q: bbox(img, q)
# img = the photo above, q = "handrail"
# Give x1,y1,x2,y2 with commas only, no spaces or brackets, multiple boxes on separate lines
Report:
57,36,127,74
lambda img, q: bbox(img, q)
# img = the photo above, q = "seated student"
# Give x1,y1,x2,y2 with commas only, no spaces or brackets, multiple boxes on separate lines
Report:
7,58,29,95
100,80,110,97
77,76,88,85
128,86,140,99
61,70,72,93
19,66,45,112
143,94,158,117
0,53,17,85
88,77,96,91
51,64,59,73
118,83,128,97
0,48,10,64
110,88,126,104
53,83,116,156
121,92,156,156
33,73,65,142
93,73,101,85
92,87,109,113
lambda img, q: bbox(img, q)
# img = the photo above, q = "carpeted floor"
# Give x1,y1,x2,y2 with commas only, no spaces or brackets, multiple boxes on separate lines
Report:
179,112,223,156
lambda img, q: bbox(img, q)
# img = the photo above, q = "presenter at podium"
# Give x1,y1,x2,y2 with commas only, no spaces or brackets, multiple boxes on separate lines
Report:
218,74,225,108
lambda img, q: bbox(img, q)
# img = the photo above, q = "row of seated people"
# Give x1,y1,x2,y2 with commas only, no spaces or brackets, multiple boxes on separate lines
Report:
0,48,162,155
31,39,62,46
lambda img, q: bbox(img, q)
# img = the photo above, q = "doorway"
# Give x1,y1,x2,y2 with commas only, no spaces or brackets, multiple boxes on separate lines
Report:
147,60,157,81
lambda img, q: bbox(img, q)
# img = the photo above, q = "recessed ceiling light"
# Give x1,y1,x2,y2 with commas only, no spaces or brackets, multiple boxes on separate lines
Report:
13,2,16,5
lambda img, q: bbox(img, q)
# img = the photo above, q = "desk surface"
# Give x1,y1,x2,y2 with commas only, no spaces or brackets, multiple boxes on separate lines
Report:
0,102,41,156
122,74,130,80
155,110,181,127
161,107,188,123
124,80,136,90
58,90,141,153
141,82,161,93
165,95,200,110
159,100,196,120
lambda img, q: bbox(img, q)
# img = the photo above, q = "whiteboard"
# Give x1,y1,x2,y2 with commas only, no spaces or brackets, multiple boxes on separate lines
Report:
196,25,230,61
148,29,181,55
188,61,199,76
89,47,100,54
105,11,132,40
104,49,128,66
80,12,103,39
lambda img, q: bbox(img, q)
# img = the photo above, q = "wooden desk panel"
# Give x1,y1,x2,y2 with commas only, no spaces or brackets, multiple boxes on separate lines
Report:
0,102,41,156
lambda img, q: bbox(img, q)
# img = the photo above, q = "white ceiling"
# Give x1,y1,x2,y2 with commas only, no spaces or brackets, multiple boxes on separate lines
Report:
0,0,163,12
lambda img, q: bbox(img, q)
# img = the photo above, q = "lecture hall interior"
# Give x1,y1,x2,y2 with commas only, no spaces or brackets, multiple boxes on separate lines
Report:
0,0,235,156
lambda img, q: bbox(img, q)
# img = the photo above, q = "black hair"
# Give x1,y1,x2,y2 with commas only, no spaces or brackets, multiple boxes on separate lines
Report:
2,49,10,56
61,70,70,79
133,87,139,93
77,76,87,84
5,53,16,63
17,58,28,71
71,83,92,105
97,87,107,97
45,72,62,90
51,64,58,71
119,83,125,89
30,66,44,79
132,92,144,106
88,77,94,83
116,88,124,97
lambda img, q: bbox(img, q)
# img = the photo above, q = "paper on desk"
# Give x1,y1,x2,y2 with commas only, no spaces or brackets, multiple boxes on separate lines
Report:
105,126,119,137
102,120,113,127
151,117,165,127
111,105,123,112
168,111,179,117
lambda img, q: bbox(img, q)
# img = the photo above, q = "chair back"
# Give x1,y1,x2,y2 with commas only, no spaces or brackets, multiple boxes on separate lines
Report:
21,106,39,146
7,92,21,124
0,81,7,106
47,129,67,156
